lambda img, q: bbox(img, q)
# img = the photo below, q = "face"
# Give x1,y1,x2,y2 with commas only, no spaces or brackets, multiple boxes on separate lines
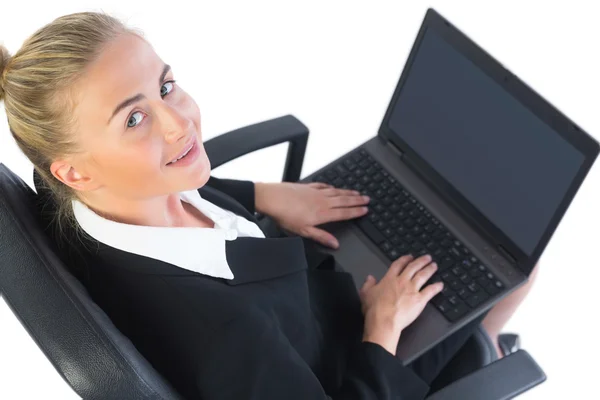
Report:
51,33,211,201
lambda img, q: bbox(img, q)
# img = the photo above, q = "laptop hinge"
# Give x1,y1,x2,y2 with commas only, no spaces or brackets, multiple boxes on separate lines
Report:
384,137,405,159
497,244,517,265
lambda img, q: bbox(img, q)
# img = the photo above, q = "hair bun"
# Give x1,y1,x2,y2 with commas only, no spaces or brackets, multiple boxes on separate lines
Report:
0,44,11,100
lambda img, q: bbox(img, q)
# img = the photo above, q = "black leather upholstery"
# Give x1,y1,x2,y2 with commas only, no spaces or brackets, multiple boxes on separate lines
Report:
0,164,184,400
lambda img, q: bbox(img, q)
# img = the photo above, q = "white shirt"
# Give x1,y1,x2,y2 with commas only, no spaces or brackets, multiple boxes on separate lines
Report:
71,188,265,280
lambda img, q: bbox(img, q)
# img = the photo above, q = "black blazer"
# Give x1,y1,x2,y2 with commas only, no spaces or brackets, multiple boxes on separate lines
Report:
68,176,430,399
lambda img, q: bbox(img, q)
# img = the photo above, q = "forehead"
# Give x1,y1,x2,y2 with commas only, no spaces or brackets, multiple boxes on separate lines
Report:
73,34,163,123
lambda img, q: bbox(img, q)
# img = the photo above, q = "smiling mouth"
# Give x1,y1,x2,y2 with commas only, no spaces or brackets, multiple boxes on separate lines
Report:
166,141,195,165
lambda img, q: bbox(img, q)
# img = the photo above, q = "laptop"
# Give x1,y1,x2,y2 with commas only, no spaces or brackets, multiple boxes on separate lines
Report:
300,7,599,365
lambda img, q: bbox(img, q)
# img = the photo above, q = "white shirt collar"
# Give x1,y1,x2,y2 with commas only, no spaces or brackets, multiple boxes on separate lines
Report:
72,188,265,280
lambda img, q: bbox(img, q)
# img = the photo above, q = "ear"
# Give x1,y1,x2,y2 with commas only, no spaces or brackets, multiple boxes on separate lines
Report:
50,158,98,192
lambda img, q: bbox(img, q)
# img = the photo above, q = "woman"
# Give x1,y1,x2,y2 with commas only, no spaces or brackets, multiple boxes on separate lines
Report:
0,11,539,399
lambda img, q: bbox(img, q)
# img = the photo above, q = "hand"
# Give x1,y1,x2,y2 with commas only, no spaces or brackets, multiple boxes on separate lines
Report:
358,254,444,356
254,181,370,248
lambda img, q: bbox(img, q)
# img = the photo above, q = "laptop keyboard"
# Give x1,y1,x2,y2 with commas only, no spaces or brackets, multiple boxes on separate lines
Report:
310,148,505,322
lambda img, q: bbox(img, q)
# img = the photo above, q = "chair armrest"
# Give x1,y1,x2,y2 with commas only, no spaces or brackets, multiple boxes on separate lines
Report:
204,114,309,182
426,350,546,400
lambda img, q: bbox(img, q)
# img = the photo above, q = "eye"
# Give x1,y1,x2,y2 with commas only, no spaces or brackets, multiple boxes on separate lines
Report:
125,80,177,129
127,111,144,128
160,81,175,97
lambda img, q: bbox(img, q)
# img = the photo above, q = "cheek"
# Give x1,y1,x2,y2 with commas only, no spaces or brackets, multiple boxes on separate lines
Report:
102,143,163,177
180,91,201,131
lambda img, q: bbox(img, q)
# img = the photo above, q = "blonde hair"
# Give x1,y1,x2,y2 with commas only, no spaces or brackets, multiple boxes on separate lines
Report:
0,11,143,251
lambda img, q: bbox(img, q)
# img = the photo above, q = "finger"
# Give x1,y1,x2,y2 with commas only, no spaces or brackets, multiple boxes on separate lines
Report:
400,254,434,281
322,206,369,222
328,194,370,209
412,262,438,289
359,275,377,295
420,282,445,302
307,182,332,189
303,226,339,249
385,254,414,280
321,187,361,198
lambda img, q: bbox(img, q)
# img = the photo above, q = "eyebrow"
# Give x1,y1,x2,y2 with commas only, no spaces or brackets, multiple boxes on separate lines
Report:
108,63,171,124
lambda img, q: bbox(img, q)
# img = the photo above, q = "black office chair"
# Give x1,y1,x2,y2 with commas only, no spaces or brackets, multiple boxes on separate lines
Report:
0,115,545,399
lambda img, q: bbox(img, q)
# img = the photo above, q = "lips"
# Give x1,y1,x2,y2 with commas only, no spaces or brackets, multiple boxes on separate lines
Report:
167,138,194,165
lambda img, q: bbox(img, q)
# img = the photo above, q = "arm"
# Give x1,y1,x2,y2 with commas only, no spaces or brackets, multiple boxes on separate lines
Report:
196,309,430,400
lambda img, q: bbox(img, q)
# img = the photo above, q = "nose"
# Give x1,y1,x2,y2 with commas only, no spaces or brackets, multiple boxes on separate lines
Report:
155,101,194,144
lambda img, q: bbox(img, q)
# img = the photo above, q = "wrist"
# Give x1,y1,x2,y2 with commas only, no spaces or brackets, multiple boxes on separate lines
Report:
254,182,275,215
362,332,402,356
362,314,402,356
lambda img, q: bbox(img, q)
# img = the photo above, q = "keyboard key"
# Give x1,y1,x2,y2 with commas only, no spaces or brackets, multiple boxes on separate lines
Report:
404,234,415,244
465,290,489,308
380,241,392,252
469,269,482,278
334,164,349,177
390,235,402,245
388,248,400,260
395,243,410,253
437,299,453,314
450,247,462,258
441,238,453,248
356,218,385,244
451,266,465,276
383,228,395,238
368,213,380,223
483,282,501,296
449,279,465,291
375,220,387,230
343,159,357,170
411,241,424,251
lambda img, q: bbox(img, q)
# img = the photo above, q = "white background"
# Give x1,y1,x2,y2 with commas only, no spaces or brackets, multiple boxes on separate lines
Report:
1,1,599,398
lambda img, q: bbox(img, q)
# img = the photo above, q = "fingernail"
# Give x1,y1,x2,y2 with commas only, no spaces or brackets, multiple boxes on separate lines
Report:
329,240,339,248
362,207,369,212
362,195,370,201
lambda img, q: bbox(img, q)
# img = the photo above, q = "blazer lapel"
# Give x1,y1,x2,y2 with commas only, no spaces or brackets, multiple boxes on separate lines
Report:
94,230,308,286
224,236,308,285
198,184,258,224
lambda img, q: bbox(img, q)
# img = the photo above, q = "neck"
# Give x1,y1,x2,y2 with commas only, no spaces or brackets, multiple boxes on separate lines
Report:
79,190,212,228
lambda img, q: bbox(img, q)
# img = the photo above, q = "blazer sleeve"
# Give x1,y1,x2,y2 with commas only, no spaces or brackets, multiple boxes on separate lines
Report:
195,309,430,400
205,175,256,215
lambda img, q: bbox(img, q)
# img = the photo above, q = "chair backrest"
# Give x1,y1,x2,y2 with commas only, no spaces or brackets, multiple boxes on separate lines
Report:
0,163,184,400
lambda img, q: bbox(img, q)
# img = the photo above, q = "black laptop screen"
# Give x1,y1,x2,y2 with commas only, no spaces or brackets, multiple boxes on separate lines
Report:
388,29,585,256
